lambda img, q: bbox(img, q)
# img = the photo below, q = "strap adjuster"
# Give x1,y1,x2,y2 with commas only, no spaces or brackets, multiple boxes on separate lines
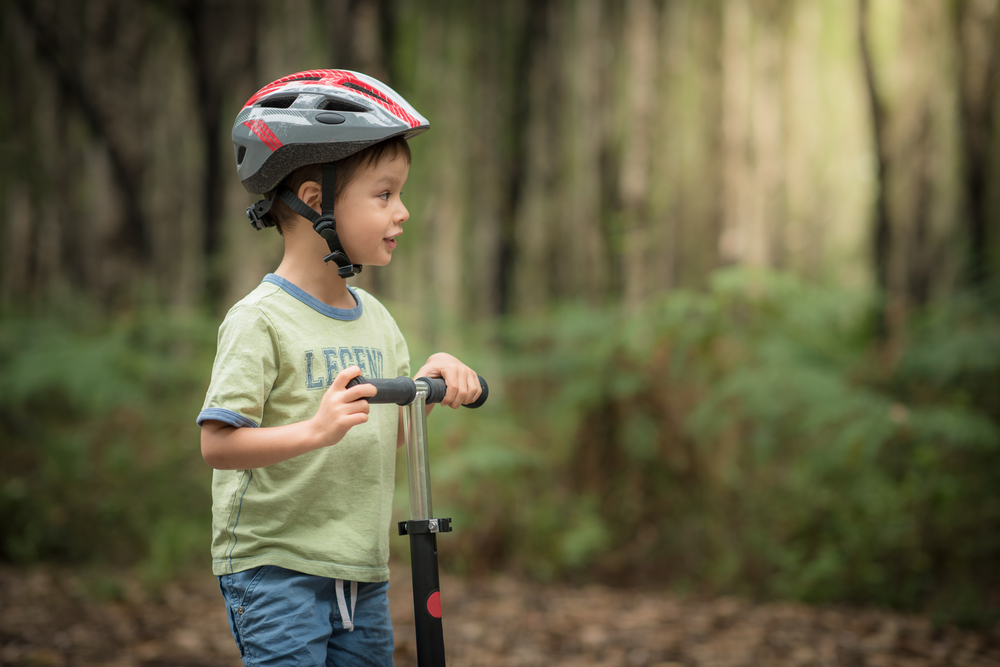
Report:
322,249,362,277
313,215,336,236
246,196,275,230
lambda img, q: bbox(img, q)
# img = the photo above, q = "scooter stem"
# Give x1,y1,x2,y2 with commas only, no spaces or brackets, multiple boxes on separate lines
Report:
401,378,448,667
403,380,434,521
349,373,488,667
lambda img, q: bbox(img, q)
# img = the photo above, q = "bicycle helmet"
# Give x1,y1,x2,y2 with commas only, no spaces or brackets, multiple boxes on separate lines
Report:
232,69,429,277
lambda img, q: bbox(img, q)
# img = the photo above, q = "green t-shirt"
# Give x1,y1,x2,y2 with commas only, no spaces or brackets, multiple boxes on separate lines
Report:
198,274,410,581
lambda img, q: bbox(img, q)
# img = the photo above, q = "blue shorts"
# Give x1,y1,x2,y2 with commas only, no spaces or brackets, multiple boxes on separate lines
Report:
218,565,394,667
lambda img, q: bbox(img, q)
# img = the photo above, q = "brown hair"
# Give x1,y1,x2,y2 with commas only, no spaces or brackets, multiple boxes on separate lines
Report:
268,136,412,233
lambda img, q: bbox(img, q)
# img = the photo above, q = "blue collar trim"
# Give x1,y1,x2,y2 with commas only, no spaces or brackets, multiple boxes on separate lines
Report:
263,274,363,321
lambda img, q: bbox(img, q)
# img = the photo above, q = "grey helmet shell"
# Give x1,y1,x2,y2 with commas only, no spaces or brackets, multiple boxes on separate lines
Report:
233,69,429,195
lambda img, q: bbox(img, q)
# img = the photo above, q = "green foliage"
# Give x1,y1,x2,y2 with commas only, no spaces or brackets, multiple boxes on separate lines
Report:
0,303,217,586
425,269,1000,625
2,270,997,625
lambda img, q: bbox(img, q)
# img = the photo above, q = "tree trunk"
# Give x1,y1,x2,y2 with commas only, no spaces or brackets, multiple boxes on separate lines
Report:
858,0,891,337
12,0,152,301
618,0,657,308
953,0,1000,290
497,0,549,315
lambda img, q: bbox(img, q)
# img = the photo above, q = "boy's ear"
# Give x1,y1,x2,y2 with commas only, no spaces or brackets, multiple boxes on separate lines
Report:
297,180,323,215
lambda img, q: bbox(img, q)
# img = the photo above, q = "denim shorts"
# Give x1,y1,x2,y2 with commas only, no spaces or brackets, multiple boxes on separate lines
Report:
218,565,394,667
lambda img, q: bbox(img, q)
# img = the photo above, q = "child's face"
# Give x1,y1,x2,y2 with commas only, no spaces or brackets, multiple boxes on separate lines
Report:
334,156,410,268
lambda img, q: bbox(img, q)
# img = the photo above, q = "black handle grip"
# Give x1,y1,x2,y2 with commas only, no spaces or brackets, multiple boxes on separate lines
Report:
417,375,489,409
346,376,417,405
348,375,489,408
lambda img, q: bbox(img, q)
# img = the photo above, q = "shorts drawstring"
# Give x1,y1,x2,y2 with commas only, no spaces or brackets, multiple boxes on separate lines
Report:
335,579,358,632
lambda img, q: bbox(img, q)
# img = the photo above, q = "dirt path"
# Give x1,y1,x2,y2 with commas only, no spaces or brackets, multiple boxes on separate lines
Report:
1,564,997,666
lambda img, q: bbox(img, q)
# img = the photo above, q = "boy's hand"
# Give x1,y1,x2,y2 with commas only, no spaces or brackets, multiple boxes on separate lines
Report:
311,366,378,445
414,353,482,409
201,365,378,470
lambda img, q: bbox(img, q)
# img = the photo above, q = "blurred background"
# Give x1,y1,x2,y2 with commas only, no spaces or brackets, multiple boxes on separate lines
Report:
1,0,998,629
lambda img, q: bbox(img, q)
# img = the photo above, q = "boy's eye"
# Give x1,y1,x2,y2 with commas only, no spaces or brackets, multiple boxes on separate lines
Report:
379,192,390,201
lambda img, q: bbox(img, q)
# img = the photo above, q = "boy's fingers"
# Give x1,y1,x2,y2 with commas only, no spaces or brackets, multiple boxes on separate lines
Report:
465,376,483,407
329,366,377,400
438,369,481,408
342,411,369,428
453,370,475,405
346,382,378,401
415,361,482,407
331,365,363,390
444,382,459,408
348,400,371,415
441,370,461,408
458,375,474,407
468,376,483,404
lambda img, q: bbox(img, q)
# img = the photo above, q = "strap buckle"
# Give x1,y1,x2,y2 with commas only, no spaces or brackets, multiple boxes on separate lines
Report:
246,195,275,230
324,250,362,277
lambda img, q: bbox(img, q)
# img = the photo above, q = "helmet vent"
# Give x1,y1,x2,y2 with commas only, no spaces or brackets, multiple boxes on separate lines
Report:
321,98,368,113
341,81,392,106
258,96,298,109
236,145,247,165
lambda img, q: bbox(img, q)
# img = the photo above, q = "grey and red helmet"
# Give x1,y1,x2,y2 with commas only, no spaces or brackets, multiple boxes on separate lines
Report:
233,69,429,194
232,70,429,277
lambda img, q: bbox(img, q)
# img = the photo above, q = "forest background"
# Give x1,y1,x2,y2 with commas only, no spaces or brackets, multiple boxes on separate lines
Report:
1,0,998,629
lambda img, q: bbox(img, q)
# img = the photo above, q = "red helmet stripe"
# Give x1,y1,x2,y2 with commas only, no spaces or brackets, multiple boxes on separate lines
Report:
243,120,283,152
332,72,421,129
243,69,422,130
242,70,333,108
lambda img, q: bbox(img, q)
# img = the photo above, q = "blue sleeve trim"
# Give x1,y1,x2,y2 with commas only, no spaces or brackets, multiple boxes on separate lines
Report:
197,408,259,429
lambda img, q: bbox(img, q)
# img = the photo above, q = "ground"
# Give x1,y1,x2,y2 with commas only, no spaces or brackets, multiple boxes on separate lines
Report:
1,564,998,667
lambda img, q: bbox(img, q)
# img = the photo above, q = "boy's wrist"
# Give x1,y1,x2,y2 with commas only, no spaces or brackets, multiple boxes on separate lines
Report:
302,417,330,452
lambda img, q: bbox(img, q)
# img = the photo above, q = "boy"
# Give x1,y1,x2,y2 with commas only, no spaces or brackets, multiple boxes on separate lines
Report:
198,70,481,666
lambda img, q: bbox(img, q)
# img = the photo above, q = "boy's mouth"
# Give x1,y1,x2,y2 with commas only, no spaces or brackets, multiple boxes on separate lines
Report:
384,235,399,250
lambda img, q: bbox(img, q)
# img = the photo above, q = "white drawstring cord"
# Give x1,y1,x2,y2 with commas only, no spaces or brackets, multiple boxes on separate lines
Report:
335,579,358,632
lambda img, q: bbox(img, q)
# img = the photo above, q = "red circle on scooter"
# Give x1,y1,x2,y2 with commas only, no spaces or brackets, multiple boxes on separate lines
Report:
426,591,442,618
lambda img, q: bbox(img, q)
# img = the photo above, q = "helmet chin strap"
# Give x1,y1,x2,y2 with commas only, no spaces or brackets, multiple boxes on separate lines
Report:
277,162,362,279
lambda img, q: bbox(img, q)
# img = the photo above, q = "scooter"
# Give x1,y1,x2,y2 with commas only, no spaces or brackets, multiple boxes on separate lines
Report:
350,374,489,667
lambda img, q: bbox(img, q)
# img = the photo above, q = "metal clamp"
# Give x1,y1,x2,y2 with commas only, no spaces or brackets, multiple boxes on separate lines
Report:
398,518,452,536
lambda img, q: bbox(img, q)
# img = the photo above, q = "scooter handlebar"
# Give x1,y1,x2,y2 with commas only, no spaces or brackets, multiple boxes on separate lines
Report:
417,375,489,409
348,374,489,408
347,376,417,406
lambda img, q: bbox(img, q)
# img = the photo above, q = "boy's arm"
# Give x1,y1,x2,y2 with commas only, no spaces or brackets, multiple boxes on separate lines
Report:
201,366,376,470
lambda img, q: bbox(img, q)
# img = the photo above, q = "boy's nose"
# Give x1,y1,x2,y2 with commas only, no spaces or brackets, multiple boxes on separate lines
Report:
396,202,409,224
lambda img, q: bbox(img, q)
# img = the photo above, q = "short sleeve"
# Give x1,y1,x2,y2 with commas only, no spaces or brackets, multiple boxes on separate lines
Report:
197,305,280,428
